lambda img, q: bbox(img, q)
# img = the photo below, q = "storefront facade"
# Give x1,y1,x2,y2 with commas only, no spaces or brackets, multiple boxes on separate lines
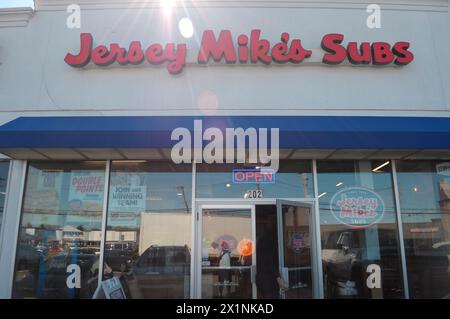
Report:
0,0,449,299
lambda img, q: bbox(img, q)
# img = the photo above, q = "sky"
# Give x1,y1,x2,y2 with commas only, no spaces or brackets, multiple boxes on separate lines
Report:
0,0,34,8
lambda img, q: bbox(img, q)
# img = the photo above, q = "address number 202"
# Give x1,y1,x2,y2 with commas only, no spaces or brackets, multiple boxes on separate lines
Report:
245,190,263,199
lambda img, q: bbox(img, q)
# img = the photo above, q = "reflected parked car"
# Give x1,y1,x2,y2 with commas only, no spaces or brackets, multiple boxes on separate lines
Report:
124,245,190,299
321,229,402,298
104,241,137,272
16,243,42,273
432,241,450,276
404,239,450,299
14,246,112,299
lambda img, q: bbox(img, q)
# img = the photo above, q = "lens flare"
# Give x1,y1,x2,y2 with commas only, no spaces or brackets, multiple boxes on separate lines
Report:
161,0,175,15
178,17,194,38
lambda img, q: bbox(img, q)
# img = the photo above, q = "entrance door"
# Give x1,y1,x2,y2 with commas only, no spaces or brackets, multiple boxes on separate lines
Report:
276,200,315,299
198,205,256,299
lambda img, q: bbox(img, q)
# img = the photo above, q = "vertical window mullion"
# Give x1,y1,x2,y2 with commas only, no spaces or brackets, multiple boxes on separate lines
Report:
391,159,410,299
97,160,112,291
312,159,324,299
190,160,196,299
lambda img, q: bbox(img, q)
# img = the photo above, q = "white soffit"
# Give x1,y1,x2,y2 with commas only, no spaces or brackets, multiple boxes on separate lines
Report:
1,148,450,161
34,148,87,160
405,149,450,160
290,149,336,159
0,148,48,160
158,148,173,160
279,149,294,159
365,149,420,159
76,148,125,160
328,149,378,160
117,148,166,160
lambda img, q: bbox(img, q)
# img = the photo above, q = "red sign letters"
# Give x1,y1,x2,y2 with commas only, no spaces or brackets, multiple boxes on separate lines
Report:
65,30,414,73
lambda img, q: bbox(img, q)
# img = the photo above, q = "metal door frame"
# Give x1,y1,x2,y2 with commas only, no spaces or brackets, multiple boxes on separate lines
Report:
194,203,256,299
276,199,319,299
193,198,320,299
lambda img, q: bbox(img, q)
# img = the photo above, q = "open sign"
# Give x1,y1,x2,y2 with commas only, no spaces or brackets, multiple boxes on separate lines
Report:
232,169,275,184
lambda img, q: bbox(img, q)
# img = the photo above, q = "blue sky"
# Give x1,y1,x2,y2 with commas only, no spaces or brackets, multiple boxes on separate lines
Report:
1,0,34,8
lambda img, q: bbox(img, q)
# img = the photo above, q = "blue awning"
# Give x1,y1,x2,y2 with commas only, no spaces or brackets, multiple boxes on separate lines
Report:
0,115,449,149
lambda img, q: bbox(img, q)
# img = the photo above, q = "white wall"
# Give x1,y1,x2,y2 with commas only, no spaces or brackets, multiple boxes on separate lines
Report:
0,0,448,126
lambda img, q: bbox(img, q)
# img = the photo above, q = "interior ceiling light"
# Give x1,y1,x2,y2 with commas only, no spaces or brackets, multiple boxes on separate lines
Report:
372,161,390,172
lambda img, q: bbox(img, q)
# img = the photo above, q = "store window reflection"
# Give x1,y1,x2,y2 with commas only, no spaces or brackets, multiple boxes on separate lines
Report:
0,161,10,254
104,161,192,299
12,162,106,299
201,208,254,299
317,160,404,299
396,160,450,298
197,161,313,199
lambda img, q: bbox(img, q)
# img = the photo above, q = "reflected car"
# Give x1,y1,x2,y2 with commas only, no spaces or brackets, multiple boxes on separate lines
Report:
15,243,42,272
321,229,402,298
44,247,114,298
431,241,450,276
14,247,112,299
104,241,137,272
405,240,450,298
124,245,191,299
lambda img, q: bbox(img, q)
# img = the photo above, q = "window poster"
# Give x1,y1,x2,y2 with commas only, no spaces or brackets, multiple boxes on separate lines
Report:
23,169,63,215
108,172,146,228
37,169,63,191
68,170,105,213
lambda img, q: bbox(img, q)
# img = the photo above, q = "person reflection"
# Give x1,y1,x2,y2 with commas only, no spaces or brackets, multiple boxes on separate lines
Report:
217,241,232,298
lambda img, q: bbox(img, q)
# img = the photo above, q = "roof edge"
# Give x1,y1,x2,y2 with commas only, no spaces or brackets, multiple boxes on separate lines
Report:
0,7,34,28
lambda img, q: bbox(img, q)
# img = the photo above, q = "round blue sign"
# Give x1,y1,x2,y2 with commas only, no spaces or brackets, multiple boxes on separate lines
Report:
330,187,385,228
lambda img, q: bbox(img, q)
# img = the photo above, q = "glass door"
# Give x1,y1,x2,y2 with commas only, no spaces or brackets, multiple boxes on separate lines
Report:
198,205,256,299
276,200,314,299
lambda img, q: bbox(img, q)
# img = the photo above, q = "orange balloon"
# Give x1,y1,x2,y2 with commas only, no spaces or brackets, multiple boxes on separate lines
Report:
237,239,254,257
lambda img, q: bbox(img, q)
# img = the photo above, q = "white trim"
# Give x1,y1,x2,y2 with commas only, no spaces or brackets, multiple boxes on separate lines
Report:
0,161,11,260
251,204,257,299
195,202,202,298
96,160,111,290
0,7,34,28
195,198,315,205
34,0,448,13
312,159,324,299
190,161,197,299
391,160,410,299
0,160,27,298
276,201,284,292
276,199,316,298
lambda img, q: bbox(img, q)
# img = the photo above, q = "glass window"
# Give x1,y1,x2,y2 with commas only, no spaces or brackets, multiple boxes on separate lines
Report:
396,160,450,299
197,160,313,199
0,161,10,253
12,161,106,299
317,160,404,299
104,161,192,299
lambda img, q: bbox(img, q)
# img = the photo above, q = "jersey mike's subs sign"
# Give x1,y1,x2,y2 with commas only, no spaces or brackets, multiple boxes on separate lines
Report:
65,30,414,74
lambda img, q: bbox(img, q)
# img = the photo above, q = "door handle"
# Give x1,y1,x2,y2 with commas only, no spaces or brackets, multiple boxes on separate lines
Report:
251,265,256,284
282,267,289,285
